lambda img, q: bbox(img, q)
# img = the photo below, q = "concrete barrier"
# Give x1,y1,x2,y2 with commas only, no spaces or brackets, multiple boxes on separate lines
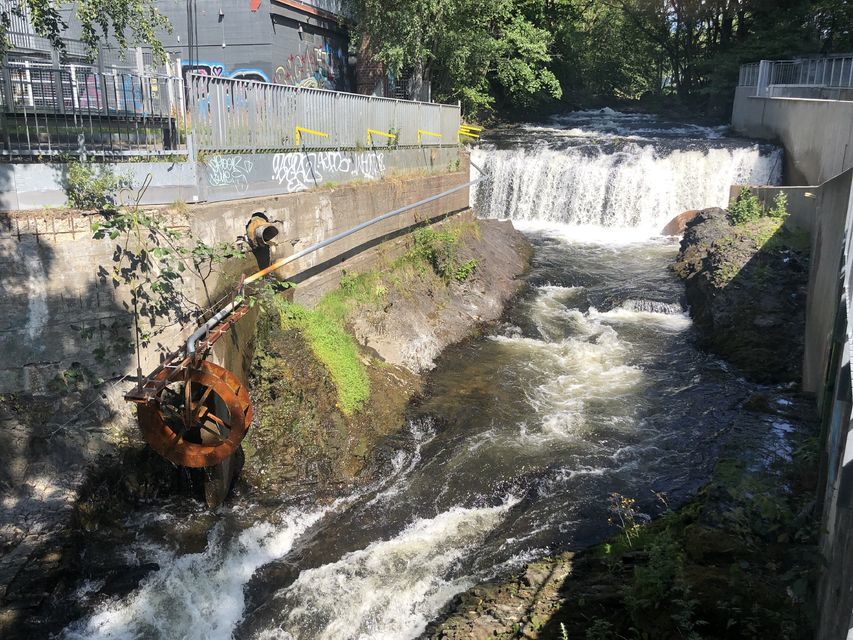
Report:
0,161,471,394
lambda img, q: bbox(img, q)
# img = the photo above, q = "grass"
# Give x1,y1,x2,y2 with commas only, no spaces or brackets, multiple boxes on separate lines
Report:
275,297,370,415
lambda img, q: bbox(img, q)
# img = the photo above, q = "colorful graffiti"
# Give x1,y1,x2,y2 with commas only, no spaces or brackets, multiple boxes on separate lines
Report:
273,37,348,90
182,61,270,84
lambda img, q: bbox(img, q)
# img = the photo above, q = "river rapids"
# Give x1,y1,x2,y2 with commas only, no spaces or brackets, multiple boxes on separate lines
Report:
61,109,790,640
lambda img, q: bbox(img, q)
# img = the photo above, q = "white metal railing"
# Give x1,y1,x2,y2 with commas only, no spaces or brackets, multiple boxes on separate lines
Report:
739,55,853,96
187,73,460,152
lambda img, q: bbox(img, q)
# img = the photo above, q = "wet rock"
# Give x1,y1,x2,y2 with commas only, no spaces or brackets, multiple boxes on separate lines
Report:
661,209,701,236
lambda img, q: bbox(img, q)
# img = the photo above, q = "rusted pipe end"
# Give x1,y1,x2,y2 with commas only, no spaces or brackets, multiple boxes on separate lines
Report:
246,213,280,248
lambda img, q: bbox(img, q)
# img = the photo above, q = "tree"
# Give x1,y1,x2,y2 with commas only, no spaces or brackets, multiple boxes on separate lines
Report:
1,0,171,63
350,0,562,117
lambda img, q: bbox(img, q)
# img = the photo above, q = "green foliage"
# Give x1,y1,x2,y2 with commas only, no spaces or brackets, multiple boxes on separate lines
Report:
412,226,478,283
275,298,370,415
90,183,243,349
351,0,561,117
1,0,172,63
768,191,789,219
608,493,644,548
727,188,763,225
64,161,130,211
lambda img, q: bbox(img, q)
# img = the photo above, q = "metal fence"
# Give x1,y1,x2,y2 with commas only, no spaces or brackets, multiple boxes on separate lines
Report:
187,73,460,152
0,62,185,158
739,55,853,91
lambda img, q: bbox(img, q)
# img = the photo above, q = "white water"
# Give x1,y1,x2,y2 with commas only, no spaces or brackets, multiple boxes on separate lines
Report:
263,500,518,640
472,110,782,235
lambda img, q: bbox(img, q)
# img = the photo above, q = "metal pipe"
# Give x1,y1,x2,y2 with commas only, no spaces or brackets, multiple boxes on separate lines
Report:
187,162,486,355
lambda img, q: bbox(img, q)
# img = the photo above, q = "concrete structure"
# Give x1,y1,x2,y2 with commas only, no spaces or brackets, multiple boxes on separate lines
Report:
0,147,461,209
733,67,853,640
0,159,471,394
731,86,853,184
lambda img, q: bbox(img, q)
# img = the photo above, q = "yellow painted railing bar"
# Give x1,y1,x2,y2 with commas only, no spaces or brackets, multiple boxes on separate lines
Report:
295,126,329,145
459,124,484,132
366,128,397,145
417,129,443,144
458,130,480,140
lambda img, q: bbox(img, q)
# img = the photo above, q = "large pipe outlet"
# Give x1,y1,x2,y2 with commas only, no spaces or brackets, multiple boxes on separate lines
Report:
246,214,280,248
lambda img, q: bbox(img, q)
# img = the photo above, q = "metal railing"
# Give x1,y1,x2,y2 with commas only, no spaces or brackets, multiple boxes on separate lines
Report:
739,55,853,96
187,73,460,153
0,63,185,158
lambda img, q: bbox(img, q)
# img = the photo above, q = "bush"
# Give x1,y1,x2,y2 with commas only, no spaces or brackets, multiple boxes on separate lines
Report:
412,226,478,282
767,191,789,219
64,161,129,211
727,188,762,225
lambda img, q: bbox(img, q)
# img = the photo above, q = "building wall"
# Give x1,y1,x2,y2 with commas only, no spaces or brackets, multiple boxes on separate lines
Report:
54,0,353,91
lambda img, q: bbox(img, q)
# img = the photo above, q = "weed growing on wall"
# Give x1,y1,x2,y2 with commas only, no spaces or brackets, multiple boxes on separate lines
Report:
64,161,131,211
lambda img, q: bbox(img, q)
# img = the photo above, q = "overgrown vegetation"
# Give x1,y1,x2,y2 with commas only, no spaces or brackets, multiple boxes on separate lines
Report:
728,188,790,226
64,161,130,211
412,226,478,283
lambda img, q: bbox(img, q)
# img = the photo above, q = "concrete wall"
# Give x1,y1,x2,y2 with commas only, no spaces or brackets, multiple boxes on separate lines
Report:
728,184,818,233
0,147,461,210
802,170,853,398
0,163,470,394
731,87,853,185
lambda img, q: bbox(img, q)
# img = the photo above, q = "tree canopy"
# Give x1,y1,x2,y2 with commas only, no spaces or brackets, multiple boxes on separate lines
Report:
351,0,853,118
1,0,171,62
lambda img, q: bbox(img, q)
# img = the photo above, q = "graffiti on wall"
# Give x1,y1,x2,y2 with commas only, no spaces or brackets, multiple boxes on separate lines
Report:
182,61,270,84
273,37,349,91
206,155,255,193
271,152,386,192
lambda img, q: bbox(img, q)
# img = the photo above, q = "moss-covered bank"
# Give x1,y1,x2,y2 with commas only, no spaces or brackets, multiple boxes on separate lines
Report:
243,217,531,493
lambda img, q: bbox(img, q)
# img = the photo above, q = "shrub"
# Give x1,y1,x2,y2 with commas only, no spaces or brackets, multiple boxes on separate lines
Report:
727,188,763,225
64,161,130,211
767,191,789,219
412,226,478,282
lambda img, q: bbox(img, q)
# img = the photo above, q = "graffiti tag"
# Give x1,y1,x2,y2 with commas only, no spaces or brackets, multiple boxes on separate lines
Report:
207,155,255,193
271,152,386,192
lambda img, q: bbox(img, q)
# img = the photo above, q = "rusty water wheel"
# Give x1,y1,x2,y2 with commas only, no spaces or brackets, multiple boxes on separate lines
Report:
137,361,252,468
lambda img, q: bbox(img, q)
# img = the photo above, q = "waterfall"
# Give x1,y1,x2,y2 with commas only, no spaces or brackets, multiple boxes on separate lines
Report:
471,116,782,233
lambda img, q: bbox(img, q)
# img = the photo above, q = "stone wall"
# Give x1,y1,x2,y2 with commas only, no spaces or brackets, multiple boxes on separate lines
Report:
0,161,471,394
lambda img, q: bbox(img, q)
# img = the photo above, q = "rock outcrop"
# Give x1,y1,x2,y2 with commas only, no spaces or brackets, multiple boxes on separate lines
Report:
672,207,810,383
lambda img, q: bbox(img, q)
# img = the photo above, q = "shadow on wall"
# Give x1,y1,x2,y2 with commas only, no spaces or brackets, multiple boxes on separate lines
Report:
0,209,164,639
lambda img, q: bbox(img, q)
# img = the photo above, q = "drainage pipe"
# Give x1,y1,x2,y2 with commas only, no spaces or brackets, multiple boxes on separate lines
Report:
187,161,486,355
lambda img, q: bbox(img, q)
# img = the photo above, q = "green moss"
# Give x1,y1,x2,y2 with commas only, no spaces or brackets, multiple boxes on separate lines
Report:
274,298,370,415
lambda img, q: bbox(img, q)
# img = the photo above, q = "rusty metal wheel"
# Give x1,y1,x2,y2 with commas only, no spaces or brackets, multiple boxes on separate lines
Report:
137,361,252,468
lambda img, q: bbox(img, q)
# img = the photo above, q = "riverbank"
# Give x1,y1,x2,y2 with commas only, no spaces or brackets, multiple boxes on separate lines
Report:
245,216,531,493
429,212,819,639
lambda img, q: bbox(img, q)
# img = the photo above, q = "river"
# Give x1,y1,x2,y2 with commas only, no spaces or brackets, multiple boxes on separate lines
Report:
60,109,791,640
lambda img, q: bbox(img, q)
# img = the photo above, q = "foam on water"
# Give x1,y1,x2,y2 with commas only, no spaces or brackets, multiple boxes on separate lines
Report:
61,506,332,640
264,499,519,640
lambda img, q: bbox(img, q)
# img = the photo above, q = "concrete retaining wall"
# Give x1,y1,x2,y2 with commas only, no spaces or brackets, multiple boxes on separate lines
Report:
728,184,818,233
0,147,462,210
731,87,853,184
0,162,470,394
